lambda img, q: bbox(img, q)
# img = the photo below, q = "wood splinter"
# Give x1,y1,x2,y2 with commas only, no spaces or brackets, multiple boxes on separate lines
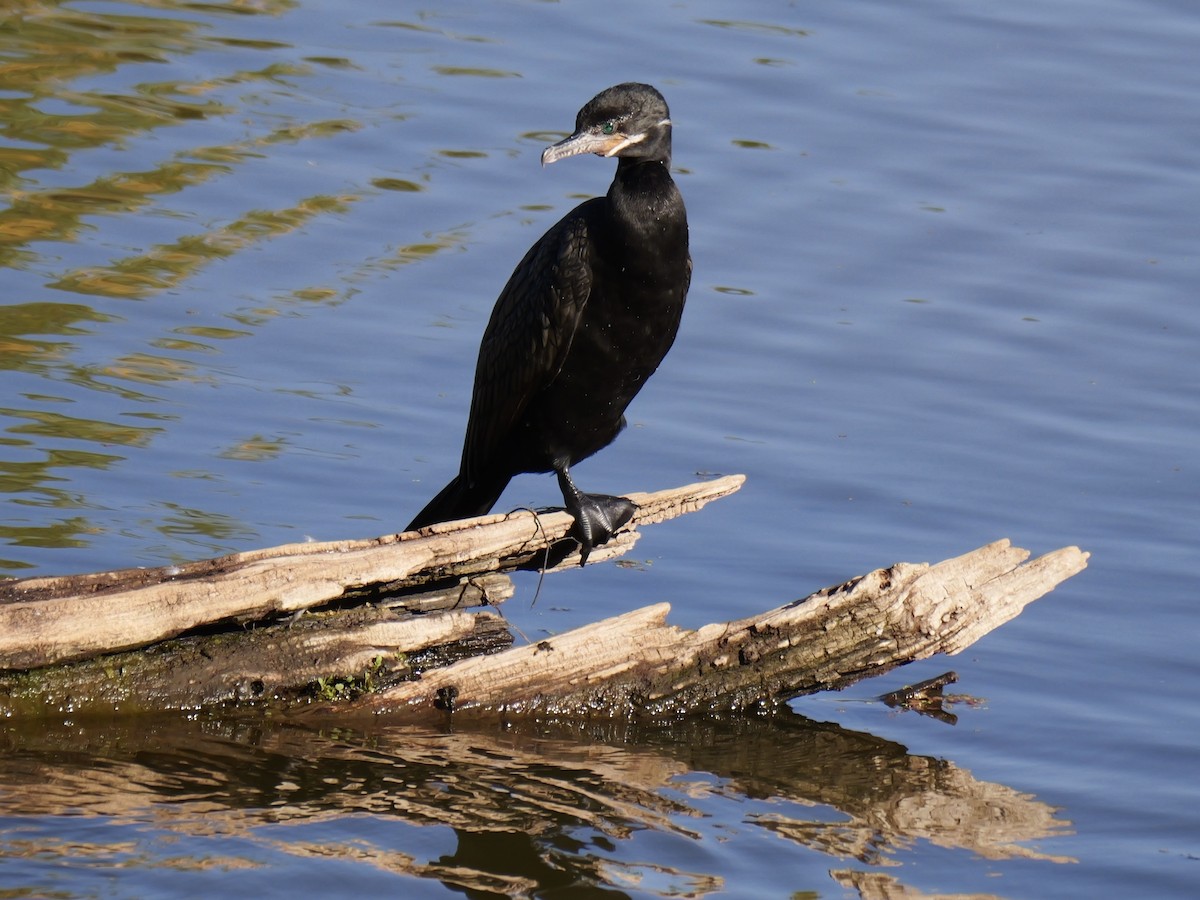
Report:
881,671,961,724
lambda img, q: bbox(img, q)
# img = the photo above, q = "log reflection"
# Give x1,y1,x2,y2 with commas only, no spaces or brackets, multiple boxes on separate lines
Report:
0,710,1072,896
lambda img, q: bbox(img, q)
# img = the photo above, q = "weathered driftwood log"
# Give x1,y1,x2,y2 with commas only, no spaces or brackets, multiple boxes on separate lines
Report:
332,540,1088,721
0,602,515,717
0,475,746,672
0,477,744,715
0,474,1089,722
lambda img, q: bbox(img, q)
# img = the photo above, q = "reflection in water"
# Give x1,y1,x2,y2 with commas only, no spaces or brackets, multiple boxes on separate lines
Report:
1,1,320,560
0,406,160,446
0,1,480,566
0,302,116,372
0,1,279,255
0,712,1072,897
50,191,360,300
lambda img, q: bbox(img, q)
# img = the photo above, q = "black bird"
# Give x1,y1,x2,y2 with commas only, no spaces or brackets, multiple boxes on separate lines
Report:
407,82,690,562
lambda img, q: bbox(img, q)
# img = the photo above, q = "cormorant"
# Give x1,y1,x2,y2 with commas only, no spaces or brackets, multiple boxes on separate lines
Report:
407,83,690,562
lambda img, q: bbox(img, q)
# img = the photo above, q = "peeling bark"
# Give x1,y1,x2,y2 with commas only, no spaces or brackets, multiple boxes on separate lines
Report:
335,541,1089,721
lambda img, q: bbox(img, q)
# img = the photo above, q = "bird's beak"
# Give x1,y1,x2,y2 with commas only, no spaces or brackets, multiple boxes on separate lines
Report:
541,130,637,166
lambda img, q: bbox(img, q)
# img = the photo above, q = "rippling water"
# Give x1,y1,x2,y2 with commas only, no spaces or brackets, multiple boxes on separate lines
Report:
2,0,1197,897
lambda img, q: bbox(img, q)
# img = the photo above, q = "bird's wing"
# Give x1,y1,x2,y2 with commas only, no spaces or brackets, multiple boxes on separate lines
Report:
460,212,592,480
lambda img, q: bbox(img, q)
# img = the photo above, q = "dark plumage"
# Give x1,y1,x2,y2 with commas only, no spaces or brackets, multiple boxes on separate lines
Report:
407,83,691,561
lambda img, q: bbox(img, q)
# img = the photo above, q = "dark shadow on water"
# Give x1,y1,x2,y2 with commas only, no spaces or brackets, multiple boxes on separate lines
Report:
0,709,1073,897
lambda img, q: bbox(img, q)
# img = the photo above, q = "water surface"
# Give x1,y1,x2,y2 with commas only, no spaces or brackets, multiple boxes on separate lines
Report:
1,0,1197,896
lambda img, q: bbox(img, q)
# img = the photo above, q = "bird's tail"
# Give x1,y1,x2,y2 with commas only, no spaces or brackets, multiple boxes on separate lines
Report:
405,472,511,532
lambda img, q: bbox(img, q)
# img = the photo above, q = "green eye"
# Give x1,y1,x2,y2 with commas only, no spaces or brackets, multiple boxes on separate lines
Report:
601,120,615,135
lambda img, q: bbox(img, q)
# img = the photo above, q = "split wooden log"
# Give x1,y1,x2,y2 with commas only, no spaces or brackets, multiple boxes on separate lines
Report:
0,474,745,672
0,474,1090,722
0,603,515,717
333,540,1089,720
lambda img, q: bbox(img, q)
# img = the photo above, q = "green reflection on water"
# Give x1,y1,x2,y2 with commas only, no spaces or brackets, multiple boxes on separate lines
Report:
0,407,161,446
0,1,331,565
50,192,360,299
0,446,123,495
0,1,487,568
0,514,96,550
0,3,211,191
697,19,810,39
218,433,286,462
0,302,117,372
431,66,520,79
154,500,256,544
0,0,356,276
0,447,119,554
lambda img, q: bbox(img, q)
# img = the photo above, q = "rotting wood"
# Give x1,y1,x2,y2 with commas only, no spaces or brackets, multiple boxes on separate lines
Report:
0,475,745,672
328,540,1088,721
0,476,1091,723
0,605,514,717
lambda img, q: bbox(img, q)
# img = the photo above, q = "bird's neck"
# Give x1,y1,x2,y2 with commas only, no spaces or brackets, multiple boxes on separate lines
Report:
607,158,686,246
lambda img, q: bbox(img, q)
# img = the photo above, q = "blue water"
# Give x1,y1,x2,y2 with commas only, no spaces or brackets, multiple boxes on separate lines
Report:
2,0,1198,896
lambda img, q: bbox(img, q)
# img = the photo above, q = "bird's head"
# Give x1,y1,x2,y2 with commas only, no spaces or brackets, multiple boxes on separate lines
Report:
541,83,673,166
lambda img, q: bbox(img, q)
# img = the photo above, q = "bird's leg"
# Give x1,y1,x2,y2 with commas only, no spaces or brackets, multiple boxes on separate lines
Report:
555,466,637,565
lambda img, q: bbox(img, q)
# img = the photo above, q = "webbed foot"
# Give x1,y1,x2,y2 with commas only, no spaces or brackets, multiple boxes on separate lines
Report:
556,468,637,565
